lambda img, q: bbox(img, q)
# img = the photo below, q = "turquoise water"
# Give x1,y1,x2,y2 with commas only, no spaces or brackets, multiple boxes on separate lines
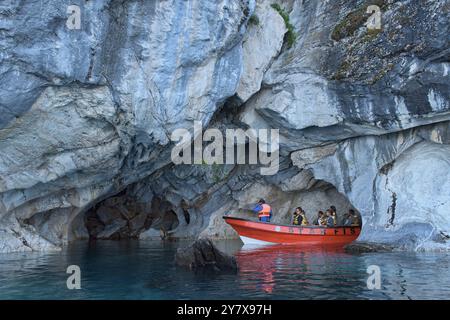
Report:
0,240,449,300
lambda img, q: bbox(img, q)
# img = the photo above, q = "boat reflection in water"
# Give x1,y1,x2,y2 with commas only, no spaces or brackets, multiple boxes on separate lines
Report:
235,244,365,298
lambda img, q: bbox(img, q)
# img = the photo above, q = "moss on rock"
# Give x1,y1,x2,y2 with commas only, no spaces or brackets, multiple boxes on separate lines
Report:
331,0,387,41
271,3,296,48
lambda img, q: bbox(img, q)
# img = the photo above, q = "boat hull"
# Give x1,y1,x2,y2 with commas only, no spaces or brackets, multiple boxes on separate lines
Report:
223,216,360,246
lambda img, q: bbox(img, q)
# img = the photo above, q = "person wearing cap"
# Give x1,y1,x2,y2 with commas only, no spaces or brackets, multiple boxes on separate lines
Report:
252,199,272,222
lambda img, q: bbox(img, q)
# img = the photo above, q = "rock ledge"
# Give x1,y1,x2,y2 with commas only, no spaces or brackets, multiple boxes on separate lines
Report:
345,242,395,253
175,238,238,273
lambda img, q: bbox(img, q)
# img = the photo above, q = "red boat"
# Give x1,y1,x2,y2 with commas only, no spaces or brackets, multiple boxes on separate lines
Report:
223,216,360,246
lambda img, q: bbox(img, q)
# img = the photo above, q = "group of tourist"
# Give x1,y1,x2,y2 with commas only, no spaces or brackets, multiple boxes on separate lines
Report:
292,206,360,227
252,199,361,227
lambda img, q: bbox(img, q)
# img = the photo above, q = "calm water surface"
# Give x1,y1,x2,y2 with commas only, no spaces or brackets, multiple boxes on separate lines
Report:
0,240,449,299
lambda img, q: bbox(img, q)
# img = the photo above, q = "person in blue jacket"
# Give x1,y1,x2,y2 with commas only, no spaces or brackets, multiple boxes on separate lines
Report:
253,199,272,222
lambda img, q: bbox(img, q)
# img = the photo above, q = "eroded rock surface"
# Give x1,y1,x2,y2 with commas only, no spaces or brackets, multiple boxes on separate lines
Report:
344,242,395,253
175,238,238,273
0,0,449,252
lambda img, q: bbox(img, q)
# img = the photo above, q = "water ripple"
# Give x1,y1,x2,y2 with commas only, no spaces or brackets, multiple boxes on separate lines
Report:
0,240,449,299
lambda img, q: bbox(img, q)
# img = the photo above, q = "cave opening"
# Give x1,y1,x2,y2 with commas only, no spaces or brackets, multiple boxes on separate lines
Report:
82,193,181,241
67,165,363,244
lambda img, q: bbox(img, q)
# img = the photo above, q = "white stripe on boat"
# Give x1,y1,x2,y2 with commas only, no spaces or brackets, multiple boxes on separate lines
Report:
239,236,277,246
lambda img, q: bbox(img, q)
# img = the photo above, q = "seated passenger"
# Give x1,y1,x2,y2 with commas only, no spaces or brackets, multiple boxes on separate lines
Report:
343,210,353,226
292,207,302,226
351,209,361,226
300,208,309,226
319,214,328,226
330,206,338,225
314,211,325,226
326,209,335,227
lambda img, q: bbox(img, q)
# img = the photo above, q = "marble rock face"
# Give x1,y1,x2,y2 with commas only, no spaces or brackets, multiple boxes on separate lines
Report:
175,238,238,273
0,0,449,252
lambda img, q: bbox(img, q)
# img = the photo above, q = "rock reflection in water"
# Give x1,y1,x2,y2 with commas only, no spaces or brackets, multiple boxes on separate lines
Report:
1,240,450,299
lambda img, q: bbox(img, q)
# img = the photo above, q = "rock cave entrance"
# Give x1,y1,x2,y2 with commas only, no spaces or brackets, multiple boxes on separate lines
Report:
83,192,180,241
74,174,362,243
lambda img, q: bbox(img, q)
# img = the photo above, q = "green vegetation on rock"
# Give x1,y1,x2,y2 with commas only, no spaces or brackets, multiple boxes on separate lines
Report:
249,14,260,26
331,0,387,41
271,3,296,48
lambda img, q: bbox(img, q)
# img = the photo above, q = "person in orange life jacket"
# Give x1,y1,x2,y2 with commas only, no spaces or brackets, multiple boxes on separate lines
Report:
253,199,272,222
